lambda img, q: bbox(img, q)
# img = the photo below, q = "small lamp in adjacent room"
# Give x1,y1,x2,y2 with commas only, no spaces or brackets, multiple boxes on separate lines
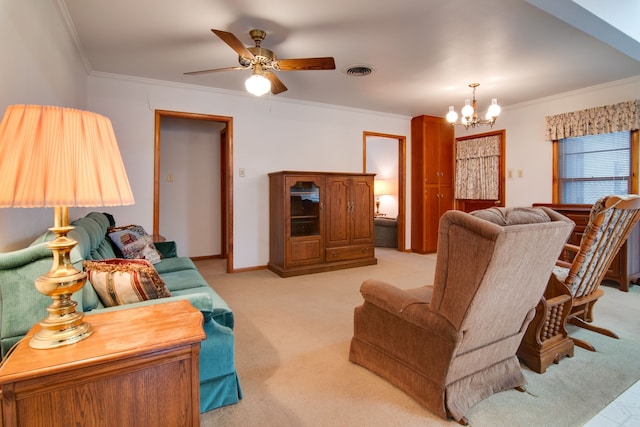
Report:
373,179,391,217
0,105,135,349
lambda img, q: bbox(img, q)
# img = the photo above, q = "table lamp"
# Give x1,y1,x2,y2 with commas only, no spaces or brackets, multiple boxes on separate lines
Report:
374,179,391,216
0,105,135,349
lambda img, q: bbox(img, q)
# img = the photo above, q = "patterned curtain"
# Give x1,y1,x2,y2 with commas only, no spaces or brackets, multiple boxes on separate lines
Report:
455,135,500,200
545,99,640,141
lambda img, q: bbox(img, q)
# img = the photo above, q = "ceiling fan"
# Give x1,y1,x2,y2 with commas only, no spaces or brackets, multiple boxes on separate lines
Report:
185,29,336,96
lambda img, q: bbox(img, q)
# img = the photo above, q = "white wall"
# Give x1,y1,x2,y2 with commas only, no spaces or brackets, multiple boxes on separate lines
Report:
454,76,640,207
160,118,223,257
0,0,88,251
366,138,399,218
85,74,411,269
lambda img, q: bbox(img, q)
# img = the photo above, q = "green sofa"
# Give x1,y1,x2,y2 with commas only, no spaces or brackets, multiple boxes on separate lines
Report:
0,212,241,413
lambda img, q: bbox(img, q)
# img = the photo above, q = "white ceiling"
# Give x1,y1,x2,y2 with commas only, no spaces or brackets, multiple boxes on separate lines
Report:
61,0,640,117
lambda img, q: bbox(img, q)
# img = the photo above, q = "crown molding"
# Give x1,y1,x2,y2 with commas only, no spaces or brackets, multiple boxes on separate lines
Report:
88,71,412,120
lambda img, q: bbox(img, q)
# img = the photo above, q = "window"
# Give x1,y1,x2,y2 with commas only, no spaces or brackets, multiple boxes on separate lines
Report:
553,130,638,204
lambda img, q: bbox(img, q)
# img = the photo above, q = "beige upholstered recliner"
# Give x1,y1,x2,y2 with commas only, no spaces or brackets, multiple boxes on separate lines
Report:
349,207,574,425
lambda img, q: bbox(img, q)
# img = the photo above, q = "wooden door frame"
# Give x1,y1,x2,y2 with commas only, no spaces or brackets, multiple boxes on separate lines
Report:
153,110,234,273
362,131,407,251
454,129,506,211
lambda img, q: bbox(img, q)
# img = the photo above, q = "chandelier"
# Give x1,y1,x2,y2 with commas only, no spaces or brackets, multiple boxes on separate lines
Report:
446,83,501,129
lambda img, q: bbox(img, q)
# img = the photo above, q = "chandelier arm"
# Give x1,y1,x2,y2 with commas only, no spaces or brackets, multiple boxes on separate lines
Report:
446,83,499,128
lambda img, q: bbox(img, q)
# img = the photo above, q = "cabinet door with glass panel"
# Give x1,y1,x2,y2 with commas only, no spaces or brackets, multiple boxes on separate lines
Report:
285,175,324,267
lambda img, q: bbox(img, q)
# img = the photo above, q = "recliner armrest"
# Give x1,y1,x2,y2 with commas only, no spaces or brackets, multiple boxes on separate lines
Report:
360,279,424,313
359,279,458,340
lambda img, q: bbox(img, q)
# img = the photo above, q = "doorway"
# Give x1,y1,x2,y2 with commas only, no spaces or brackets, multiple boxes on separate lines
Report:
454,129,505,212
154,110,234,273
363,131,407,251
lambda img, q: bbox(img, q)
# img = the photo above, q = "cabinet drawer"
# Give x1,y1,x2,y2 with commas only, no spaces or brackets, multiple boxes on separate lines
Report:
565,213,589,228
326,245,374,262
287,237,323,266
564,213,589,225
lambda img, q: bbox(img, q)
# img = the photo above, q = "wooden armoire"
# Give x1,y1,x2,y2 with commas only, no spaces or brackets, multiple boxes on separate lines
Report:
268,171,377,277
411,115,454,253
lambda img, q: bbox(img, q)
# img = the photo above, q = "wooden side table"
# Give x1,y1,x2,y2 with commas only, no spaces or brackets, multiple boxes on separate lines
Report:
0,300,205,427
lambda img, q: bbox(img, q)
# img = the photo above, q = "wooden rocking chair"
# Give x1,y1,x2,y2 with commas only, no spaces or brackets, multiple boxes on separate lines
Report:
518,194,640,373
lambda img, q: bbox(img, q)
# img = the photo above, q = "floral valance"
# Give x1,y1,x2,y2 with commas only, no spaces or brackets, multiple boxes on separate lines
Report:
455,135,500,160
455,135,500,200
544,99,640,141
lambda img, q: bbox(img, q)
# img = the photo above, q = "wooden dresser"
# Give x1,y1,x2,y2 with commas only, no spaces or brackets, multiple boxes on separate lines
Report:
268,171,376,277
534,203,640,291
0,301,205,427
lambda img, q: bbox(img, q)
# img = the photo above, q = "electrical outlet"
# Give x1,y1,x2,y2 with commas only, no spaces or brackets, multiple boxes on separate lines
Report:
167,174,174,182
239,168,245,177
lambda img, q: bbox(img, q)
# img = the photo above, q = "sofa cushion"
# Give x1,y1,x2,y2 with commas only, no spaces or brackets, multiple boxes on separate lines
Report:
154,241,178,259
0,245,57,356
154,255,198,275
66,225,93,261
82,213,118,260
374,217,398,248
89,238,118,261
84,259,172,307
107,225,161,264
160,268,210,292
81,276,101,311
171,287,235,329
73,217,107,252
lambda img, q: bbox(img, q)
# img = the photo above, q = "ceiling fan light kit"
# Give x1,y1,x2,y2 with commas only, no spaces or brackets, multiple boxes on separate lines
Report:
245,63,271,96
446,83,501,129
245,74,271,96
185,28,336,96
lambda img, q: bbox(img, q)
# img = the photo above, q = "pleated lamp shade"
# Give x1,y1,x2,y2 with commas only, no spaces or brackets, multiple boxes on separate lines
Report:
374,179,392,196
0,105,134,208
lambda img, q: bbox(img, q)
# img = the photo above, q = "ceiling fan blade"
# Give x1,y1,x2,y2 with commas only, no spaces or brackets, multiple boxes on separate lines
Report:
264,72,288,94
184,66,246,76
211,29,255,60
276,57,336,71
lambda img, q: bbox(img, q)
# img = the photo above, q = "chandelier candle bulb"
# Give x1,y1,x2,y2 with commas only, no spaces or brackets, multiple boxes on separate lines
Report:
487,98,501,118
446,83,500,129
446,106,458,123
461,99,474,118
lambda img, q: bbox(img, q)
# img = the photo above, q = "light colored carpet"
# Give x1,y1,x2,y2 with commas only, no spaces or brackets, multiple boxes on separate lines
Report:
197,248,640,426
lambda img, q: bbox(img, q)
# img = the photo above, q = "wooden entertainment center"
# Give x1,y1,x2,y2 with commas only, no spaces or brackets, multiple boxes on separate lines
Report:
268,171,376,277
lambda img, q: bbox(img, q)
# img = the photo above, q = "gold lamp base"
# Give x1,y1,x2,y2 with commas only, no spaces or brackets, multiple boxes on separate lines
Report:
30,318,93,349
30,207,93,350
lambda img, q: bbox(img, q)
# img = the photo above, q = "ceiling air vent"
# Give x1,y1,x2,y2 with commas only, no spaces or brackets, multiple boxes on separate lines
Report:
343,64,375,77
